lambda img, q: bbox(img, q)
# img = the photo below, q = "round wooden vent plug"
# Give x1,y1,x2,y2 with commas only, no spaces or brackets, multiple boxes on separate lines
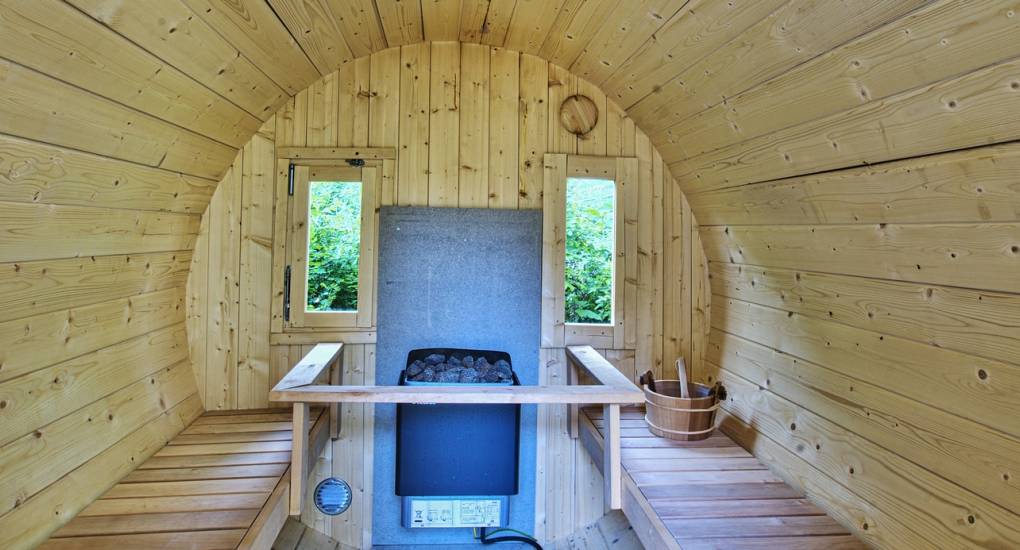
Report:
560,94,599,136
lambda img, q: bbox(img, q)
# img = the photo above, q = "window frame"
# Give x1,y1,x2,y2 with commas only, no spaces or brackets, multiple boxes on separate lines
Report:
285,163,379,329
542,154,637,350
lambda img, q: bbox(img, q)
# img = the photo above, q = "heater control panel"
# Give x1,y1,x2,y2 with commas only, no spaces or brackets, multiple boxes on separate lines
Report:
402,496,508,528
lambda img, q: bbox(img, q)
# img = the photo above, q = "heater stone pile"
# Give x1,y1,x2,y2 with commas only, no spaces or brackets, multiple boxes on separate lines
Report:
406,353,512,383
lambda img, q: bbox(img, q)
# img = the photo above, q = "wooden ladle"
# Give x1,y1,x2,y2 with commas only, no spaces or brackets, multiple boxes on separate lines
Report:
676,358,691,399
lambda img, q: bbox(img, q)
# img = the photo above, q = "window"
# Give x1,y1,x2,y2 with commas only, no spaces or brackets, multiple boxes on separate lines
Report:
542,154,636,349
306,180,362,312
565,178,615,325
286,164,378,328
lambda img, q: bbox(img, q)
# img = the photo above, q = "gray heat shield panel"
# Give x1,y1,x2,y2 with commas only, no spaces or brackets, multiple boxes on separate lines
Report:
372,206,542,547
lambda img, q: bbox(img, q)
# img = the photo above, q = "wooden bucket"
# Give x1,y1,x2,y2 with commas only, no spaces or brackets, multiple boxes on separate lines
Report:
642,380,719,441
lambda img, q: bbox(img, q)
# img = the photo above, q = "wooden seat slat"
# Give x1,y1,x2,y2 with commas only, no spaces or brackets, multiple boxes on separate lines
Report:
668,515,850,539
182,421,294,435
153,440,293,457
44,403,327,549
52,509,259,537
122,463,288,483
651,498,825,519
79,493,270,517
170,431,293,445
579,407,863,550
191,412,294,426
38,529,248,550
625,457,767,473
139,451,293,470
677,535,868,550
104,477,281,499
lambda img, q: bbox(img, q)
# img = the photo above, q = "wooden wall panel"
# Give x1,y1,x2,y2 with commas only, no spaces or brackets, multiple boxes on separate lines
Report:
672,5,1020,548
0,14,206,539
187,44,705,547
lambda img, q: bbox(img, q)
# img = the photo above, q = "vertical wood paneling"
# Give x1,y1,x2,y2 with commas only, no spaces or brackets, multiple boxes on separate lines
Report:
428,42,461,206
238,132,275,409
205,153,242,410
186,45,705,548
397,43,431,206
459,43,490,207
518,54,548,209
488,48,520,208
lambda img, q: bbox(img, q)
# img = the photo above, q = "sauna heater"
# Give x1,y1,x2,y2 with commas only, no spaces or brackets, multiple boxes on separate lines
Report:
396,347,521,529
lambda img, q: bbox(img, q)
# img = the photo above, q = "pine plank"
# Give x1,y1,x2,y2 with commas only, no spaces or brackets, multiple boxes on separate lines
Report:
65,0,286,118
0,200,198,264
169,431,292,445
459,43,491,208
0,287,185,385
670,0,1020,160
122,464,287,483
487,47,519,208
632,0,926,138
397,43,430,206
103,477,280,499
79,492,268,517
376,0,424,46
674,55,1020,192
0,324,189,448
266,0,354,73
428,41,461,207
518,54,548,209
180,0,319,94
0,395,204,550
38,529,246,550
52,509,258,537
139,451,293,470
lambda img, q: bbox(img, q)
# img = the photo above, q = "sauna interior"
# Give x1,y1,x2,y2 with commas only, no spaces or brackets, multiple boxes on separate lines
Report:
2,1,1019,549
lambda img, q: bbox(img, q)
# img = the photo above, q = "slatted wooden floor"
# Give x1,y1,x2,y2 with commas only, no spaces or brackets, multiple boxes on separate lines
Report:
41,408,320,550
582,407,866,550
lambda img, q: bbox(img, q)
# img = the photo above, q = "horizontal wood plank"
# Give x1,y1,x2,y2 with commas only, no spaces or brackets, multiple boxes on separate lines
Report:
37,529,246,550
0,201,199,263
701,223,1020,294
0,134,216,214
79,493,269,517
52,509,258,537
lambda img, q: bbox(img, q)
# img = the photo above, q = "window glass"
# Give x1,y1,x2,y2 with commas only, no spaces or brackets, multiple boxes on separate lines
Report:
306,180,362,312
565,178,615,325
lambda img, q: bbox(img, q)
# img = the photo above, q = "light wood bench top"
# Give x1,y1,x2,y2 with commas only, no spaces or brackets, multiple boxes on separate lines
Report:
40,408,324,550
581,406,867,550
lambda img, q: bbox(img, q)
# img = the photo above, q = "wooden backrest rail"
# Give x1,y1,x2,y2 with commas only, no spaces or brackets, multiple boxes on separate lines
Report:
271,344,641,516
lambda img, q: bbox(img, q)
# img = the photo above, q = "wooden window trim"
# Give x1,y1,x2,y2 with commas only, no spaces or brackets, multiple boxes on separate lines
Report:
542,153,637,350
285,162,380,330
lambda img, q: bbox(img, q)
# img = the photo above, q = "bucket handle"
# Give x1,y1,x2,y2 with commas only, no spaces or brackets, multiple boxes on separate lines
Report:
645,415,717,436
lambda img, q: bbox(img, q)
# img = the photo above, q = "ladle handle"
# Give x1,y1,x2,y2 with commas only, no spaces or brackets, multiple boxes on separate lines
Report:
676,358,691,399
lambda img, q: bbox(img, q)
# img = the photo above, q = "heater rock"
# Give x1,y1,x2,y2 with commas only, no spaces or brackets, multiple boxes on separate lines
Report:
424,353,446,366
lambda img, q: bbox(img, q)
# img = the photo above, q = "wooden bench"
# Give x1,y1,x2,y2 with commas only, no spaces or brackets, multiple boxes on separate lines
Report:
39,407,329,550
579,406,867,550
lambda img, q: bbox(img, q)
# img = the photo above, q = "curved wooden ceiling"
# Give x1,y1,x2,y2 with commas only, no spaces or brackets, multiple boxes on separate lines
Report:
0,0,928,195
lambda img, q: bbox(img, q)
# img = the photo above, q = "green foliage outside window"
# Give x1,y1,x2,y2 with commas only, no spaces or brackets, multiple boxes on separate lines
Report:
565,178,615,324
306,181,362,312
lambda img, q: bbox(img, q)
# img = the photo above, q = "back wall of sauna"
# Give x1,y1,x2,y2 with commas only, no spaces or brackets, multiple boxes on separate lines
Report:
185,42,709,547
